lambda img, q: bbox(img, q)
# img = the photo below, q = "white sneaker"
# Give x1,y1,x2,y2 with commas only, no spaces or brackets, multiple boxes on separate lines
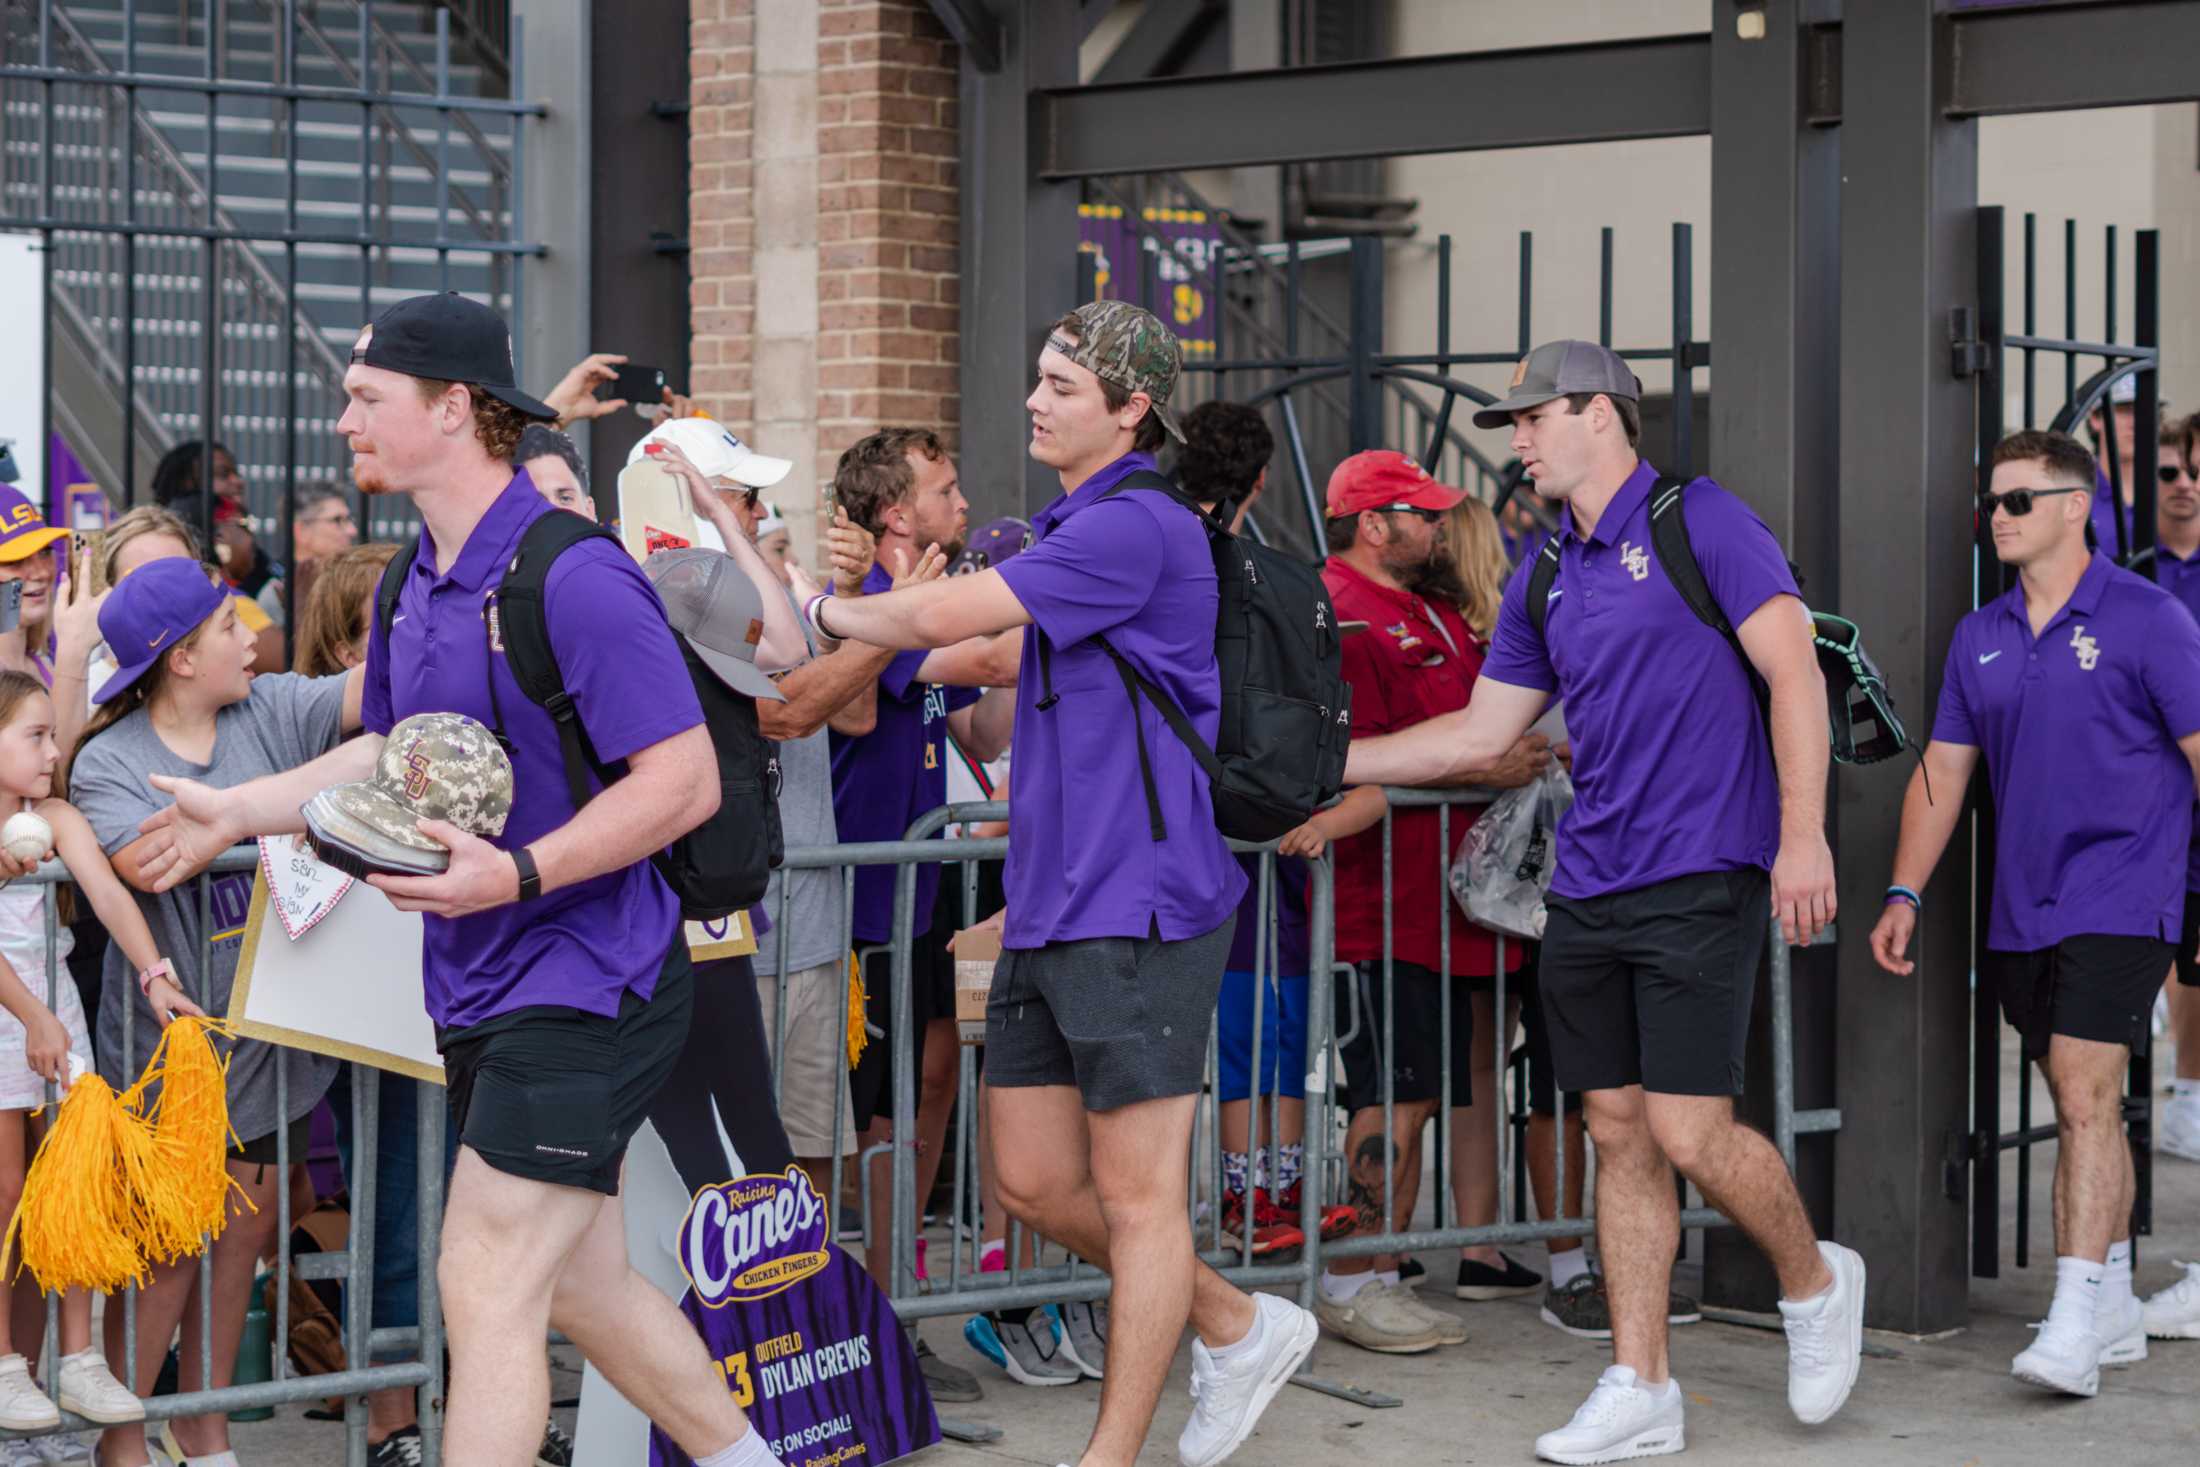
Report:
2096,1289,2148,1367
1177,1293,1318,1467
0,1440,48,1467
2141,1259,2200,1339
1778,1241,1865,1425
0,1354,58,1432
56,1349,142,1426
2162,1100,2200,1163
1532,1365,1685,1465
1382,1281,1468,1346
2012,1294,2103,1397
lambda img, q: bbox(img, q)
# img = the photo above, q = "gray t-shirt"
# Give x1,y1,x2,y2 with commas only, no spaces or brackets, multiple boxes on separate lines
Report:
753,597,845,979
73,673,348,1145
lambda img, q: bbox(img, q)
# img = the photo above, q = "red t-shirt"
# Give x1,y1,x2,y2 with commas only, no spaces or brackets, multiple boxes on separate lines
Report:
1323,557,1523,977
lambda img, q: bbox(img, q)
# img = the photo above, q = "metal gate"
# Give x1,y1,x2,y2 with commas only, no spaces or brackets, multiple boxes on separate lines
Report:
1074,172,1708,562
0,0,542,590
1964,203,2163,1277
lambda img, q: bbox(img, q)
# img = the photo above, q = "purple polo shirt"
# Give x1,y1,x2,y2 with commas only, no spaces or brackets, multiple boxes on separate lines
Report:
1933,551,2200,950
1484,462,1798,900
2150,544,2200,892
2089,466,2135,557
828,562,980,943
994,451,1246,948
362,470,703,1029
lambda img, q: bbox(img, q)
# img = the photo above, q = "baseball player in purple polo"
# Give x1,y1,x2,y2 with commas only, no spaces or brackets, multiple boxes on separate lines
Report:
1872,428,2200,1397
125,294,785,1467
1344,340,1866,1464
789,301,1317,1467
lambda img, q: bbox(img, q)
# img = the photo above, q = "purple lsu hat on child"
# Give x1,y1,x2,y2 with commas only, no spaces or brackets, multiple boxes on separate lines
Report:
94,558,227,705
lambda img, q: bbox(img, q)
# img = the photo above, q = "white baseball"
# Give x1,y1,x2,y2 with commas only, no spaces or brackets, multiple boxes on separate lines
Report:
1,811,53,867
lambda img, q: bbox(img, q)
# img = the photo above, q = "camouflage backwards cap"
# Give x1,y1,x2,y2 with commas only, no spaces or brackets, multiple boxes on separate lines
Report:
301,712,514,877
1048,300,1185,443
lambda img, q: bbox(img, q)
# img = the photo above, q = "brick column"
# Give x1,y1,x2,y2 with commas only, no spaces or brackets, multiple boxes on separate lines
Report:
690,1,960,565
817,1,961,476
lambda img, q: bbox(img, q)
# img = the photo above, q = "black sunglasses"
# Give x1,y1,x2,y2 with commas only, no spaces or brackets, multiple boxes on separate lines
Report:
2159,463,2192,486
1978,485,2084,518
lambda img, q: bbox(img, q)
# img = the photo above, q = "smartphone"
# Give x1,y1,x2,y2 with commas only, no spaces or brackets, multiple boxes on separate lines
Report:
612,363,669,411
70,530,107,595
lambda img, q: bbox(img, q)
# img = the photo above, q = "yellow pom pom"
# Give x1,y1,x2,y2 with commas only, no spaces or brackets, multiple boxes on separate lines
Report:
123,1017,251,1251
845,953,868,1070
3,1075,155,1294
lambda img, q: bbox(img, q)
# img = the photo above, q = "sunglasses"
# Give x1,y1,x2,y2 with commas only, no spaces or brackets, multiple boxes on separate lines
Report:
1377,504,1444,522
1978,485,2083,518
2159,463,2194,486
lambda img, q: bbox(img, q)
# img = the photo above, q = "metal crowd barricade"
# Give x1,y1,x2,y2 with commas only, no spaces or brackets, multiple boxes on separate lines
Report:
5,849,440,1467
773,790,1840,1412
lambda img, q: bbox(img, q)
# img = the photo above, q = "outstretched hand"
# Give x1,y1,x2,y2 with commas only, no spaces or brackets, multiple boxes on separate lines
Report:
136,774,246,892
887,541,948,591
544,352,630,425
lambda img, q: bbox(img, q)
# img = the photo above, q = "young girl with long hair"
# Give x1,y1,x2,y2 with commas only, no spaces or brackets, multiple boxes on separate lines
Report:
69,560,363,1467
0,669,200,1445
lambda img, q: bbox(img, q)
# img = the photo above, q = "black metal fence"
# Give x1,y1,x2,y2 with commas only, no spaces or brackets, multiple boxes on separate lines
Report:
0,0,542,567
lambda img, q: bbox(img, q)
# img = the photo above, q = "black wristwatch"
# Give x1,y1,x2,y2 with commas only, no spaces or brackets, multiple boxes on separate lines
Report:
511,846,542,902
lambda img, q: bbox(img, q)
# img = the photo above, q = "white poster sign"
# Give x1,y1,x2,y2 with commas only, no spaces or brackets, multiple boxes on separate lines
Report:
0,233,47,509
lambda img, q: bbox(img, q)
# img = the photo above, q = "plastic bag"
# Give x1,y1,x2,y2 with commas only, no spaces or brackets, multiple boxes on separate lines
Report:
1448,766,1573,940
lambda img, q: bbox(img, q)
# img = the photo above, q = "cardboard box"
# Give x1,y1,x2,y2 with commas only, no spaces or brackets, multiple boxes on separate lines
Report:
952,924,1001,1044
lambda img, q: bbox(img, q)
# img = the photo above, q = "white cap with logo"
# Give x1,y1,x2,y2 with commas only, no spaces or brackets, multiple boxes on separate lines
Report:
627,416,793,489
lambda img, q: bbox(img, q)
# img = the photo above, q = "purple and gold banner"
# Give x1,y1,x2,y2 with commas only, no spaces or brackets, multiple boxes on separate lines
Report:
649,1168,938,1467
1079,202,1221,360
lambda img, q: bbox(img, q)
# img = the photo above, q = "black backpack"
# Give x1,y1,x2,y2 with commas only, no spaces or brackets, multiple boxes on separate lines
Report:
1523,474,1909,766
1033,469,1352,843
374,511,783,921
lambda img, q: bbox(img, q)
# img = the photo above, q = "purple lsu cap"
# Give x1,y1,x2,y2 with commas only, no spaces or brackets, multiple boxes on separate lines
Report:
94,558,227,705
951,517,1034,575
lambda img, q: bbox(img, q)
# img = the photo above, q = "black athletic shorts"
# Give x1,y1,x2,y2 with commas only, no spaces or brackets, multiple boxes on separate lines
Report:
1472,948,1573,1118
1984,933,2171,1061
2178,892,2200,988
440,942,693,1195
850,915,958,1133
1334,959,1474,1112
986,917,1235,1113
232,1111,312,1169
1540,869,1771,1098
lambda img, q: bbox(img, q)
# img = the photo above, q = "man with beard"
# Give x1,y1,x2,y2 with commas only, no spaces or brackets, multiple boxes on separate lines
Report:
825,429,1017,1401
129,293,789,1467
1294,449,1551,1353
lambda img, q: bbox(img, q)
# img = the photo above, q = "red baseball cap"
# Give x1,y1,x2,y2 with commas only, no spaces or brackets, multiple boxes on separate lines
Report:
1325,450,1466,520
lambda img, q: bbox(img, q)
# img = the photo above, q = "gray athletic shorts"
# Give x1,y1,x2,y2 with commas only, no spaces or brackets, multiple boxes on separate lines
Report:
984,917,1236,1112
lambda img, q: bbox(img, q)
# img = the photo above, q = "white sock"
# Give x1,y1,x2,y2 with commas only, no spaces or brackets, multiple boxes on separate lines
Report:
1319,1269,1381,1304
183,1455,242,1467
1548,1246,1590,1288
2103,1240,2136,1316
694,1429,784,1467
1207,1299,1268,1363
1376,1268,1401,1289
2053,1255,2103,1319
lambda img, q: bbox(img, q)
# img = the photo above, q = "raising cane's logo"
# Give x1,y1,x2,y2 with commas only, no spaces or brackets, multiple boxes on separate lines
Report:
678,1168,831,1309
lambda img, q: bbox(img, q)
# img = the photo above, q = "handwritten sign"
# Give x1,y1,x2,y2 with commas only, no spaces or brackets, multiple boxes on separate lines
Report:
686,911,758,964
259,834,354,940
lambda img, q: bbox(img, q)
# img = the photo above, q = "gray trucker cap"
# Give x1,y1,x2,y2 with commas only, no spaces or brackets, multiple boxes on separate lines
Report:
1473,340,1643,429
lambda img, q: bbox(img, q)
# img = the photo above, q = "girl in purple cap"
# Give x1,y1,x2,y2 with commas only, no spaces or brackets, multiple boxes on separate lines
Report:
0,667,201,1443
68,559,367,1467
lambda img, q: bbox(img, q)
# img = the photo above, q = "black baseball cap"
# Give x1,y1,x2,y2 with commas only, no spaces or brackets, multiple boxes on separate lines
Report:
351,292,557,420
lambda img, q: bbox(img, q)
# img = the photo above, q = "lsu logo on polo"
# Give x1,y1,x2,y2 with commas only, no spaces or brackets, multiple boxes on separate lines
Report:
2069,624,2101,671
679,1168,831,1308
1620,541,1650,582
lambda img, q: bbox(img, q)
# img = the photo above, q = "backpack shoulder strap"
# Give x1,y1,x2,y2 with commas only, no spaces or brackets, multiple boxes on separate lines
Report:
1648,476,1769,711
1523,534,1563,642
373,536,421,646
491,510,626,808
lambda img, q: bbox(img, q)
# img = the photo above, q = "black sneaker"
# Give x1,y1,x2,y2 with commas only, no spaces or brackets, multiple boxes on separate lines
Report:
371,1428,426,1467
1456,1252,1543,1301
1397,1256,1426,1285
536,1417,574,1467
1538,1274,1704,1338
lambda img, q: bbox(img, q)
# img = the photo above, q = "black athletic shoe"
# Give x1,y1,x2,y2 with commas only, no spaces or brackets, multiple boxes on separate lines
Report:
1538,1274,1704,1339
1456,1252,1543,1301
1397,1256,1426,1285
536,1417,574,1467
371,1428,426,1467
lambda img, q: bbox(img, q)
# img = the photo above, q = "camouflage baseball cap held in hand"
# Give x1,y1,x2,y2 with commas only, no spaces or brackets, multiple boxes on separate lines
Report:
301,712,514,879
1048,300,1185,443
1472,340,1642,429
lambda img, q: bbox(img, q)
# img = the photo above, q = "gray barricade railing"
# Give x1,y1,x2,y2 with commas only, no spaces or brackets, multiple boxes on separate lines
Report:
4,848,440,1467
787,790,1842,1346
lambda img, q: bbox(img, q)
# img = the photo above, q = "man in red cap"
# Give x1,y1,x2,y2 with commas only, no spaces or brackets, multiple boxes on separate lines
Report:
1280,449,1551,1353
